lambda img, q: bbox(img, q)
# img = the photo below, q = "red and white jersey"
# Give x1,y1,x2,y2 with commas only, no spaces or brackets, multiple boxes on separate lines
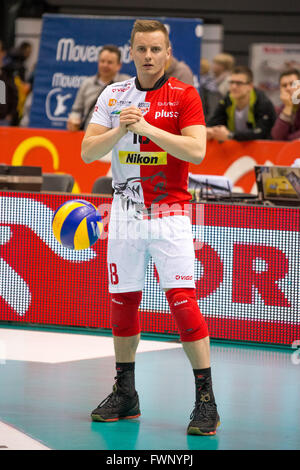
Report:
90,75,205,218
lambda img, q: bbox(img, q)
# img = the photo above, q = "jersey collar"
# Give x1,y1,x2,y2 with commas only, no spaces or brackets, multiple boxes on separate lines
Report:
135,74,168,91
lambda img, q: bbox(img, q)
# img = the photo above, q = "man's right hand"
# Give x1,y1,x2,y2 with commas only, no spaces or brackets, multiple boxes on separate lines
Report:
206,127,215,141
119,106,142,131
67,120,81,132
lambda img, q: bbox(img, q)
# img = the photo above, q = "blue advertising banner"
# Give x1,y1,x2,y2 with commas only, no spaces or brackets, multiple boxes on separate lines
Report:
29,14,202,129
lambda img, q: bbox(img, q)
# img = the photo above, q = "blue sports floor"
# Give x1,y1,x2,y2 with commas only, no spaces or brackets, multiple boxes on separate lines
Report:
0,326,299,450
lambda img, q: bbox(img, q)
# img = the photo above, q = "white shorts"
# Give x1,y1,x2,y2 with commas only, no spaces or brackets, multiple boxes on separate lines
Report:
107,214,195,293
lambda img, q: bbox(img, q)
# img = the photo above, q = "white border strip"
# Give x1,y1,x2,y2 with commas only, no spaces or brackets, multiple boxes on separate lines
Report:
0,421,50,450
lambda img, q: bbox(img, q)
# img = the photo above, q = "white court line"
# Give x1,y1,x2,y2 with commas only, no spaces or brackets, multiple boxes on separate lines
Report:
0,421,50,450
0,328,181,364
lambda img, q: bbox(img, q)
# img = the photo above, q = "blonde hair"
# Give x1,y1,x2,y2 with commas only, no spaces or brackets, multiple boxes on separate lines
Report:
130,20,170,47
201,58,210,75
213,53,235,71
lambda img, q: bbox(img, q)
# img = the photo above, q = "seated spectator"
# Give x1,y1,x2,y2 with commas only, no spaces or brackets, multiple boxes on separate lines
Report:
271,69,300,141
0,41,18,126
67,45,130,131
164,45,194,85
207,65,276,142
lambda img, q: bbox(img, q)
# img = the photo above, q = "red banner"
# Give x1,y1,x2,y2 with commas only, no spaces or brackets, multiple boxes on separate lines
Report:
0,192,299,345
1,127,300,194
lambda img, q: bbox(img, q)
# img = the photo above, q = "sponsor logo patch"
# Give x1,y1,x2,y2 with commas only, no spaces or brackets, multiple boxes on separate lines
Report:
112,83,132,93
175,275,193,280
138,102,151,116
119,151,167,165
157,101,179,106
155,110,179,119
174,300,188,306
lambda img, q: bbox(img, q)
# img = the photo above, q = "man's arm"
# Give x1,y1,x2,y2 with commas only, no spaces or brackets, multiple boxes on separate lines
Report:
287,128,300,141
67,82,86,131
271,112,291,141
140,123,206,165
81,107,142,163
124,107,206,165
81,123,126,163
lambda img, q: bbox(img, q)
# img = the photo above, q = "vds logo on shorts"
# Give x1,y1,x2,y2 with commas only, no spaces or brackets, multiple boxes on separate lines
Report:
175,275,193,280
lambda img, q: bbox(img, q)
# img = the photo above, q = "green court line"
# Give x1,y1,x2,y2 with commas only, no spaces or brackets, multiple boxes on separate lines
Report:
0,321,292,351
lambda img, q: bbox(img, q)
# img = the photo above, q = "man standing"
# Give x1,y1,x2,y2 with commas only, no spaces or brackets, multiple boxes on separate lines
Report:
271,69,300,141
207,66,276,142
67,45,130,131
82,19,220,436
164,45,194,86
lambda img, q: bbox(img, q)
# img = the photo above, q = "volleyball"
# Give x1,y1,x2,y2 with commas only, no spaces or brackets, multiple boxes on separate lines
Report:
52,199,103,250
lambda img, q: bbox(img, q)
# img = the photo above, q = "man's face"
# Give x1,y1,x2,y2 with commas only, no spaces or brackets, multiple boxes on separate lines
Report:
98,50,121,81
23,45,32,59
229,73,253,100
212,61,225,77
280,74,300,98
130,31,170,80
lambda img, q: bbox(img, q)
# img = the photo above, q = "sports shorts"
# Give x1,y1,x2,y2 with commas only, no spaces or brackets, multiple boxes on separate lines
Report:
107,209,195,293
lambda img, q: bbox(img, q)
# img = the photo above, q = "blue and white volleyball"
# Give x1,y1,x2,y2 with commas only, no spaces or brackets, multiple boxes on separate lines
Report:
52,199,102,250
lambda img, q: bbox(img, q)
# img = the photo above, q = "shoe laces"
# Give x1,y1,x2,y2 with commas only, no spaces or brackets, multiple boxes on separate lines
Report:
97,376,126,409
190,392,217,423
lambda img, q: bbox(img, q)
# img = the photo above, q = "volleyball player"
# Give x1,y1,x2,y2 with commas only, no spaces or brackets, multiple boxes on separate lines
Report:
81,19,220,436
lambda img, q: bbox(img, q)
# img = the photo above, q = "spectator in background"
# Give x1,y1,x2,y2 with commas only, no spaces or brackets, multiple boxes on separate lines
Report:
271,69,300,141
19,64,36,127
5,41,33,123
207,65,276,142
67,45,131,131
6,42,33,82
211,53,235,97
199,58,222,121
164,44,194,85
0,40,18,126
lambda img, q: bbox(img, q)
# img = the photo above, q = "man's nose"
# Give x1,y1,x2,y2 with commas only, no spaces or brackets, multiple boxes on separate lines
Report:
145,49,152,60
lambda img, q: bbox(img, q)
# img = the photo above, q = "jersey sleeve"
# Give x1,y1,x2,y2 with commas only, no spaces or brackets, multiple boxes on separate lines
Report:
89,86,112,128
178,86,206,130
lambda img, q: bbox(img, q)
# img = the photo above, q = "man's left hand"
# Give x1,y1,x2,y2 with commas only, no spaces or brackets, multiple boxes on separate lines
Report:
127,115,152,137
212,125,231,142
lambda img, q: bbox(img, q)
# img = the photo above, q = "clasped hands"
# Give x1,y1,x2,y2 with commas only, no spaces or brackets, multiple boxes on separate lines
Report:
207,126,232,142
119,106,150,136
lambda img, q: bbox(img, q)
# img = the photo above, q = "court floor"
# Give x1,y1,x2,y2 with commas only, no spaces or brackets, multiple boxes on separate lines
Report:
0,326,299,450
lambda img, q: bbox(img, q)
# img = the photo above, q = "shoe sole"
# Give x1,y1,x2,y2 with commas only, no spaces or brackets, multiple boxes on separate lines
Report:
187,420,221,436
91,413,141,422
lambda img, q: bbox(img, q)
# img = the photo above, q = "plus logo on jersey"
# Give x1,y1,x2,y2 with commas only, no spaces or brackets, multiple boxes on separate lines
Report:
155,109,179,119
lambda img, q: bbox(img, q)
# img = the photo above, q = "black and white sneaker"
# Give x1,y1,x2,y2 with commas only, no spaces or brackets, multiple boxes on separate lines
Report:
91,378,141,422
187,378,220,435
